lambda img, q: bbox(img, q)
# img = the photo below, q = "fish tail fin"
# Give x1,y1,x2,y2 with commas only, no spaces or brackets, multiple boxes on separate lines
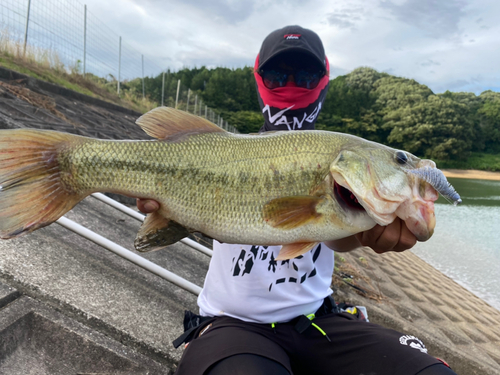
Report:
0,129,84,239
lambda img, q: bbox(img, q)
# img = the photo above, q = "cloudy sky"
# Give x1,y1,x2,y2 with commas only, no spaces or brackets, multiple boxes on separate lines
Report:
73,0,500,94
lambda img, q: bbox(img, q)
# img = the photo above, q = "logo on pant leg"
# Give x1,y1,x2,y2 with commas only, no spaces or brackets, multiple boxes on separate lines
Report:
399,335,428,353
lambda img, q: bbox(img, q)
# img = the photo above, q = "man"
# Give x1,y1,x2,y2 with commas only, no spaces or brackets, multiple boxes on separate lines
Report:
138,25,455,375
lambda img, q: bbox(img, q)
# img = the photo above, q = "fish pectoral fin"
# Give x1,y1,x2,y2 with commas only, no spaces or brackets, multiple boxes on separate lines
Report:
263,196,324,230
134,212,190,252
277,242,319,260
136,107,225,140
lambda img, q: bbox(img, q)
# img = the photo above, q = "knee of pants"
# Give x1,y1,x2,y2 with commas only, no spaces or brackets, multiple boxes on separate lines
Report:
205,353,291,375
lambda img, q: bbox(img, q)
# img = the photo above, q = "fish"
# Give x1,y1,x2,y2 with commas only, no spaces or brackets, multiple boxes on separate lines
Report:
0,107,460,260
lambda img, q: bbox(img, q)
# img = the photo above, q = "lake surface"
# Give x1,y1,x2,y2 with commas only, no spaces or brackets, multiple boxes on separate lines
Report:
412,177,500,311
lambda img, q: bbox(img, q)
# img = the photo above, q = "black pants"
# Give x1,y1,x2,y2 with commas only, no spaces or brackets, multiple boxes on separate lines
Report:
174,312,450,375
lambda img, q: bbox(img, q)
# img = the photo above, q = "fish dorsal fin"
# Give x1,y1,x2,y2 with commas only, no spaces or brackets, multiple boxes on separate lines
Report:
136,106,225,140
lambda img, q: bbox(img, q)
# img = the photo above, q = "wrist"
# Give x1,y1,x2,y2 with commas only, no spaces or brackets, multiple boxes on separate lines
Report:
324,236,362,253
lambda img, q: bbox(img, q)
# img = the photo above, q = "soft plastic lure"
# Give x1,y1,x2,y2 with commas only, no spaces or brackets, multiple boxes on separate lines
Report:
409,167,462,205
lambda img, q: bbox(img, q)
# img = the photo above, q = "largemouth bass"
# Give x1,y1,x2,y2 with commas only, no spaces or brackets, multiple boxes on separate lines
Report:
0,107,460,259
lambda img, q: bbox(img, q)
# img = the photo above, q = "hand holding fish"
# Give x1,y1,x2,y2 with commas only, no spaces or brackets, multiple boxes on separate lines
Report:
353,219,417,253
137,198,160,214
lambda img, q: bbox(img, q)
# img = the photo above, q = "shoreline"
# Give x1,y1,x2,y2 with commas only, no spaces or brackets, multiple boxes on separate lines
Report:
442,168,500,181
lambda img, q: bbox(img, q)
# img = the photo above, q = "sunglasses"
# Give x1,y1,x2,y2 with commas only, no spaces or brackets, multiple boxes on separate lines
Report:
259,67,324,89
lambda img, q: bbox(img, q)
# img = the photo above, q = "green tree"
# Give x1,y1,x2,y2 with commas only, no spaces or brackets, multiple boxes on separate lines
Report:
223,111,263,133
384,95,474,159
318,67,384,141
478,90,500,153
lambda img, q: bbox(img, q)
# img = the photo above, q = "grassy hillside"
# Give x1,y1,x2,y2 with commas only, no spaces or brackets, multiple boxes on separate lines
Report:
0,40,156,113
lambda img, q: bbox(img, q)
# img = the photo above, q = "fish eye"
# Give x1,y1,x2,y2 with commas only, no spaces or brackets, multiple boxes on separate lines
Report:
395,151,408,165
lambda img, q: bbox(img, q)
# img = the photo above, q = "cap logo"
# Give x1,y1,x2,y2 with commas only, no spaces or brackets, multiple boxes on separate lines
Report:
284,34,301,40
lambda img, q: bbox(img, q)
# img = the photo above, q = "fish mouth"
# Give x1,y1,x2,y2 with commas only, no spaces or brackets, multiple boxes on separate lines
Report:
332,172,436,241
333,181,366,212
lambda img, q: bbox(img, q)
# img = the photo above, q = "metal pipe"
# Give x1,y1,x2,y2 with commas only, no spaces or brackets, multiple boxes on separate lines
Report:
83,4,87,77
141,54,145,99
23,0,32,56
91,193,145,221
175,79,180,109
117,36,121,95
180,237,213,257
161,71,165,106
90,193,213,257
56,216,202,296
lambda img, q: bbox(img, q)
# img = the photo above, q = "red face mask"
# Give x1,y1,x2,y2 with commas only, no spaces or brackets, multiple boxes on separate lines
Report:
254,55,330,132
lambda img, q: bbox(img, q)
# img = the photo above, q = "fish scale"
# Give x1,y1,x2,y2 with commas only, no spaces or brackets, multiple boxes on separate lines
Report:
56,130,346,245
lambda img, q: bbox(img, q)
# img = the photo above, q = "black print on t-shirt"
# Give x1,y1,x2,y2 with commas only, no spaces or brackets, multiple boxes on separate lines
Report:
230,244,322,292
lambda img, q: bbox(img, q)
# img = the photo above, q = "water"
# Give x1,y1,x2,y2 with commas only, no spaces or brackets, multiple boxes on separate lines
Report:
412,178,500,311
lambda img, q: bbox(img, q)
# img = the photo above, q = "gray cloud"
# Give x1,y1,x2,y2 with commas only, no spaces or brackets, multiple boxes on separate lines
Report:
326,6,364,30
138,0,256,24
443,79,470,90
421,59,440,67
380,0,467,39
83,0,500,95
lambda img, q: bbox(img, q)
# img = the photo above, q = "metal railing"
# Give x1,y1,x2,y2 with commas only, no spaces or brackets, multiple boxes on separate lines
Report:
55,193,215,296
91,193,213,257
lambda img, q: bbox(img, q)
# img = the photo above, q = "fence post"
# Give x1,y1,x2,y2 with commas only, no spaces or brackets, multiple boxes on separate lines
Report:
205,105,207,119
23,0,32,56
117,36,121,95
194,95,198,115
142,55,145,99
83,4,87,77
175,79,181,109
161,71,165,106
186,89,191,113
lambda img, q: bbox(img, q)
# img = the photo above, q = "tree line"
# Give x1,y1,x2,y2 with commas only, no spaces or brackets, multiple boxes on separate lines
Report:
126,66,500,160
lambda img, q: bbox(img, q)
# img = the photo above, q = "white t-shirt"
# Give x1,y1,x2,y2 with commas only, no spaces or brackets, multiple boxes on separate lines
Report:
197,241,335,323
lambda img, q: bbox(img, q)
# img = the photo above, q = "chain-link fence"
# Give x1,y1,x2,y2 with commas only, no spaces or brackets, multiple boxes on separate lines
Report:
0,0,238,132
0,0,161,81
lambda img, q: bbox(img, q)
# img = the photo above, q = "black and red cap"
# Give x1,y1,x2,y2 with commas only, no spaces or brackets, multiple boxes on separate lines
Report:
255,25,330,131
258,25,327,72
